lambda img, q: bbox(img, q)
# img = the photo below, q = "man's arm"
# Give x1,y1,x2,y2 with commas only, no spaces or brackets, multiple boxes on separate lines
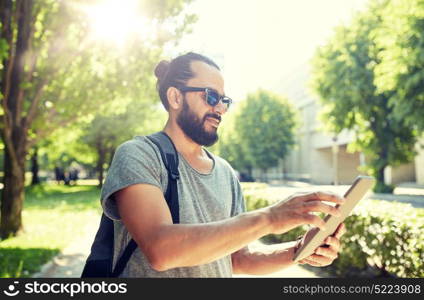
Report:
116,183,270,271
231,223,346,275
231,244,297,275
115,184,343,272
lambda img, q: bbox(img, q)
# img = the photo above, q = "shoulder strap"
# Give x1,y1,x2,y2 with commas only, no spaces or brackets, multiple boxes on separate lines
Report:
146,131,180,223
111,131,180,277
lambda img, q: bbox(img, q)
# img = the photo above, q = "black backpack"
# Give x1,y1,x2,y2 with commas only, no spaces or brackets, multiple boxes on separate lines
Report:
81,131,180,277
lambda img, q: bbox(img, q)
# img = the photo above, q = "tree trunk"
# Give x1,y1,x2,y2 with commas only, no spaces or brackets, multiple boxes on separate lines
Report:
97,149,106,189
31,146,40,185
373,146,394,193
0,0,34,239
0,147,26,239
374,164,394,193
376,166,385,187
108,148,115,167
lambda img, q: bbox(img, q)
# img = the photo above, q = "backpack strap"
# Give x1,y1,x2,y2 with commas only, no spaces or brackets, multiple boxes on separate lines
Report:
146,131,180,223
81,213,115,277
111,131,180,277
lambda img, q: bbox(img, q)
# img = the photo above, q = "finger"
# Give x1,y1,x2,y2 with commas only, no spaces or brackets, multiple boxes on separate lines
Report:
302,214,327,230
333,223,346,239
296,191,345,205
323,236,341,250
315,246,338,260
301,258,319,266
302,201,342,217
306,254,333,267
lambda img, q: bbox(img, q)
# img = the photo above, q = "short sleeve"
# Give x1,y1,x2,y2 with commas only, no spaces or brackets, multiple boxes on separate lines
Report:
100,138,164,221
231,178,246,217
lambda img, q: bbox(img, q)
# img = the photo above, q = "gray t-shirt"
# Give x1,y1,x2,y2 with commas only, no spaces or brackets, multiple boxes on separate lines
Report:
101,135,246,277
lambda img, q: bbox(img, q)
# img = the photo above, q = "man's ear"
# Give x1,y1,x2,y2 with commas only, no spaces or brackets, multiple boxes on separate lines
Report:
166,87,183,110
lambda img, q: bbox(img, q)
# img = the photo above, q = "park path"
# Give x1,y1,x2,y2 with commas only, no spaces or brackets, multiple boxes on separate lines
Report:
266,181,424,208
32,221,98,278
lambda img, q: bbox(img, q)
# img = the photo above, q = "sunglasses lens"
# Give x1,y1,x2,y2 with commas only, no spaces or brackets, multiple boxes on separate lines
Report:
206,90,220,106
222,98,231,109
205,89,231,109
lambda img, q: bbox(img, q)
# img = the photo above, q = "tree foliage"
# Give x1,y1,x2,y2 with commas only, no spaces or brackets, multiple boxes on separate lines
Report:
221,90,297,176
213,107,252,174
374,0,424,131
0,0,194,238
81,103,167,187
310,0,418,193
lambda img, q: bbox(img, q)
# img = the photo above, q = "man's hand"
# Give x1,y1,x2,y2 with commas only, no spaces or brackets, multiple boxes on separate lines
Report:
298,223,346,267
266,192,345,235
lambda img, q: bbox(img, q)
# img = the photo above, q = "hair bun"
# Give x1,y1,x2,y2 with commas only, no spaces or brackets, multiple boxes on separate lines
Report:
154,60,170,80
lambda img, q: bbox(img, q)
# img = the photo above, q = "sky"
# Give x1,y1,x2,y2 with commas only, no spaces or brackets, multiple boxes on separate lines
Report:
168,0,370,102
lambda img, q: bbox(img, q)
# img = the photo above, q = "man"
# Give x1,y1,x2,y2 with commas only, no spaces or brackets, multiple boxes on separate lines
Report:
101,52,346,277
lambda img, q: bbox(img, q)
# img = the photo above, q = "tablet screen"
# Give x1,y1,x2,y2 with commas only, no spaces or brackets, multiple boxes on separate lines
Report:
292,175,375,262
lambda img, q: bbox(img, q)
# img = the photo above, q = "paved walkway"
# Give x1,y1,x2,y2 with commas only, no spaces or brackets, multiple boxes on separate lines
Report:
32,222,98,278
267,180,424,208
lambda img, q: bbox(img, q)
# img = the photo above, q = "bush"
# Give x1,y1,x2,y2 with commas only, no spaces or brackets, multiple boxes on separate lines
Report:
338,200,424,278
240,182,269,192
242,185,424,278
243,188,307,244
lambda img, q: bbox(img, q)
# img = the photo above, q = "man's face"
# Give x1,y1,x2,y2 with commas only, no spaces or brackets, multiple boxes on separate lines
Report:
177,95,220,147
176,61,227,147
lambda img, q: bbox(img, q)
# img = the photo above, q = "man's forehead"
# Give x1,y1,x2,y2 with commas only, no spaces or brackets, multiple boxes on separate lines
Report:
187,60,224,94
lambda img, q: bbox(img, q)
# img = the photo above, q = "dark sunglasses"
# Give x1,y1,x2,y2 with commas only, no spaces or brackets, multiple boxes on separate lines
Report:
178,86,232,109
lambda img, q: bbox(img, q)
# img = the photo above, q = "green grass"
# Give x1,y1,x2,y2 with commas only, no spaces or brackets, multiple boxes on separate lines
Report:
0,183,102,278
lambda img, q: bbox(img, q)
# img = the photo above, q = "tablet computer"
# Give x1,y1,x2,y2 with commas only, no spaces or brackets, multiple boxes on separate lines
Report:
292,175,375,262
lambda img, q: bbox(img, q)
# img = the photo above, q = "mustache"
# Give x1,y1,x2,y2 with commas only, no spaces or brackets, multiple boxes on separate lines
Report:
204,113,221,122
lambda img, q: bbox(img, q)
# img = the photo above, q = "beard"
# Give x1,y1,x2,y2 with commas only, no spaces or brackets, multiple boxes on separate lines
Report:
176,97,220,147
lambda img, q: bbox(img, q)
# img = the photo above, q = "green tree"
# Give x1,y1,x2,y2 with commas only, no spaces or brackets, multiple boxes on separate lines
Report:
310,0,418,193
30,105,166,187
374,0,424,131
235,90,297,180
81,104,167,188
0,0,195,239
30,123,97,186
213,107,253,176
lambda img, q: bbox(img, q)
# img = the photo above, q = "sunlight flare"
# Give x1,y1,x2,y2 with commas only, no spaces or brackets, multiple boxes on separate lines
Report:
84,0,156,46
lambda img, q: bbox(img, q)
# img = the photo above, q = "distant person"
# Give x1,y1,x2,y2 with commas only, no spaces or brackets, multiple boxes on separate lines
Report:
54,166,65,185
64,170,70,185
69,168,79,185
240,172,254,182
100,52,346,277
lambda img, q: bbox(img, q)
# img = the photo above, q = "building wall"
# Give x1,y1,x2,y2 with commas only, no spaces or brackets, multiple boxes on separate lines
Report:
283,128,313,182
415,137,424,185
310,145,360,185
311,147,333,184
383,136,424,185
268,63,422,186
336,145,361,184
280,94,362,184
384,163,416,185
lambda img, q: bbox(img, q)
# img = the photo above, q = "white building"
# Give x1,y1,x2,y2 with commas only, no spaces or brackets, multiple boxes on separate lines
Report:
258,62,424,185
